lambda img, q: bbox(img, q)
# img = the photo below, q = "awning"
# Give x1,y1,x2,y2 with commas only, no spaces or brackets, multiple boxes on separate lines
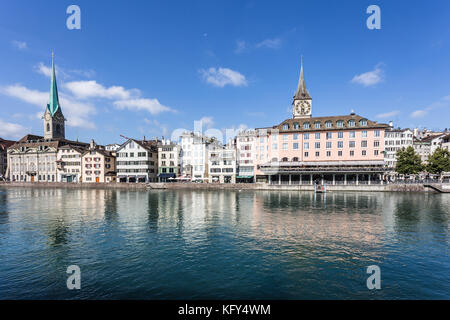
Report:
158,173,176,178
237,176,254,179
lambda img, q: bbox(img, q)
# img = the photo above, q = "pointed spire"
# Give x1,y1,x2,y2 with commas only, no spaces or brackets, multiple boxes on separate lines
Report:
294,56,311,100
47,51,60,116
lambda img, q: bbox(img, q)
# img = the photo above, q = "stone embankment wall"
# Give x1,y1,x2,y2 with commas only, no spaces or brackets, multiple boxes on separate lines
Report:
0,181,438,192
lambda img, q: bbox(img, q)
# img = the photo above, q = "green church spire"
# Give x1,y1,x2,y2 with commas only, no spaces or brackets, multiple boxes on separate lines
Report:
47,51,60,116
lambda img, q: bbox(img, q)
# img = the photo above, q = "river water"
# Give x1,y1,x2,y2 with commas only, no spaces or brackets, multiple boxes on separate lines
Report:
0,188,448,299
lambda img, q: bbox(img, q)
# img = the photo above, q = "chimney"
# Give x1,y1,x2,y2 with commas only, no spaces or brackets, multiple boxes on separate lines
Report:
143,136,146,141
389,121,394,128
90,139,96,150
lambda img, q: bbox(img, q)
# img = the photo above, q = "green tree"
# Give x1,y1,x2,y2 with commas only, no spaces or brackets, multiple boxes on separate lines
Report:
395,146,423,175
426,147,450,174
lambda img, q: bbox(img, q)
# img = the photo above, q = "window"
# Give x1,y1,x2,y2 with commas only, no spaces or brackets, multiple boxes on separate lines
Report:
315,133,320,139
293,133,298,140
304,133,309,140
349,141,355,148
362,150,367,156
326,151,331,157
304,152,309,157
326,132,332,139
338,151,343,156
337,120,344,128
375,130,380,137
283,124,289,130
293,157,299,162
282,143,288,150
293,123,299,129
360,119,368,126
46,123,50,132
304,122,310,129
304,142,309,149
348,119,355,127
374,141,380,147
338,141,343,148
272,144,278,150
350,150,354,156
326,142,332,149
315,142,320,149
361,140,367,148
362,130,368,138
293,143,299,150
282,134,288,141
282,157,288,162
315,152,320,157
338,132,343,139
374,150,379,155
349,131,356,138
314,122,321,129
325,121,332,128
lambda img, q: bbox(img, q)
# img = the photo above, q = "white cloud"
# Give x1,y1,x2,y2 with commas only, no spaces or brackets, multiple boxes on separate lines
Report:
34,62,54,78
143,118,169,136
200,67,248,87
410,95,450,119
0,84,96,129
114,98,173,115
376,110,400,118
255,38,282,49
64,80,138,100
0,119,27,138
11,40,27,50
351,64,384,87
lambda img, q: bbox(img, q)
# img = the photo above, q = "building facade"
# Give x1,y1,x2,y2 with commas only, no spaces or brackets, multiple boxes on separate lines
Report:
384,127,414,168
0,138,15,179
208,142,237,183
157,140,181,182
81,144,116,183
116,138,158,183
56,145,85,182
236,131,256,182
254,61,389,185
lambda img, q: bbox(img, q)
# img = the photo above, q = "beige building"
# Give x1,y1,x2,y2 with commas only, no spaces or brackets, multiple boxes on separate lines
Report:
81,144,116,183
158,140,181,182
442,134,450,152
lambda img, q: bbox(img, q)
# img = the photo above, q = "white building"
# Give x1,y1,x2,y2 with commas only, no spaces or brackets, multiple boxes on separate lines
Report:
208,142,237,183
180,132,218,181
116,138,159,183
105,143,121,152
384,128,413,168
236,130,256,183
56,145,85,182
81,145,116,183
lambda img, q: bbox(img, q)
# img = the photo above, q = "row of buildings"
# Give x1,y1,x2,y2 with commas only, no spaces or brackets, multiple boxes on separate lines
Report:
1,54,449,184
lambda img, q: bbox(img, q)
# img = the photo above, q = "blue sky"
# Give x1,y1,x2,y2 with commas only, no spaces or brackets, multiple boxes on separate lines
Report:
1,0,450,144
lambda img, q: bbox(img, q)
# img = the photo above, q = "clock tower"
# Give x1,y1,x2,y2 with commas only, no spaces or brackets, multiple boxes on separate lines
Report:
43,52,66,140
292,58,312,119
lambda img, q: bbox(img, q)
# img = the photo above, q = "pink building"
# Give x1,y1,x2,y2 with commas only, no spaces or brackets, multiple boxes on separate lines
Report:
254,61,389,185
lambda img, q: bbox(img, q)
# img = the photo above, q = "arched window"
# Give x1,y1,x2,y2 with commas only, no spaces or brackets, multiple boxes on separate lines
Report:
293,122,299,129
359,119,368,126
46,123,50,132
325,121,332,128
292,157,299,162
336,120,344,128
271,157,278,162
282,157,288,162
282,124,289,130
348,119,355,127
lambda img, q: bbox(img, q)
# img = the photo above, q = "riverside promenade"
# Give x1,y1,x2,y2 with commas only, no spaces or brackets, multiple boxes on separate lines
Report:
1,181,448,192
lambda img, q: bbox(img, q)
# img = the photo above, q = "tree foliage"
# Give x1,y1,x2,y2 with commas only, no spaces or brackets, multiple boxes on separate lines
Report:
395,146,423,175
426,147,450,174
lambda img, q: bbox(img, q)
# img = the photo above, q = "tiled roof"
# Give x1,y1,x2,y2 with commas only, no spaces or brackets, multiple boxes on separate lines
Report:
261,114,389,132
9,134,88,151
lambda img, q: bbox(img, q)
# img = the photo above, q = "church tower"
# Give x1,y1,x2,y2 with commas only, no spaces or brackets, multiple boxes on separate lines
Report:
43,52,65,140
292,57,312,119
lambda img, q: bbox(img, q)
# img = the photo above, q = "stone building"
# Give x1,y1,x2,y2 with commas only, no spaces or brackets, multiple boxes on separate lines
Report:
254,60,389,185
